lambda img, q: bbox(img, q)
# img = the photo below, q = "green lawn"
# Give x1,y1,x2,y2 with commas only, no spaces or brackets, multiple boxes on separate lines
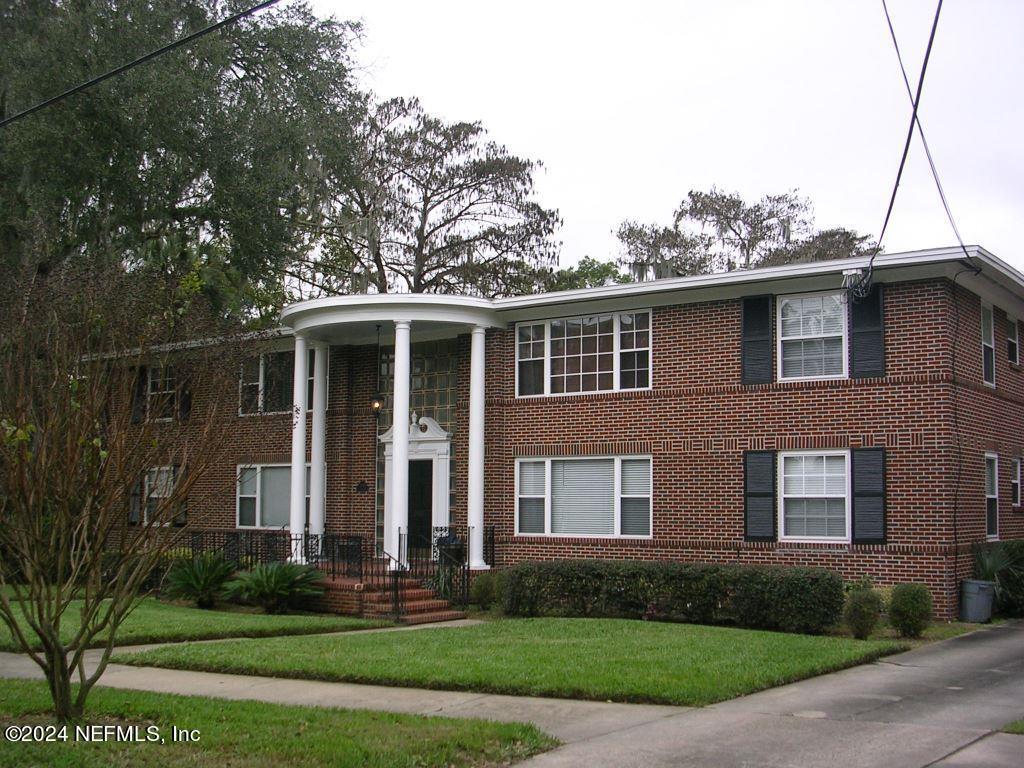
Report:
0,597,387,651
1004,719,1024,735
115,617,907,706
0,678,555,767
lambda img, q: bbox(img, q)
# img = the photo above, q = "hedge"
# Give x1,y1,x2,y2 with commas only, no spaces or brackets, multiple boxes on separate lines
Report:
501,560,845,634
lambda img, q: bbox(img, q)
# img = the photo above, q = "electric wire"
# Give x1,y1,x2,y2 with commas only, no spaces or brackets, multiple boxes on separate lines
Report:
0,0,283,130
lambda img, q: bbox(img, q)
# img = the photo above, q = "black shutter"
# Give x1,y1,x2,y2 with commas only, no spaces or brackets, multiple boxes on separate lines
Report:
131,366,148,424
177,378,192,422
850,284,885,378
128,478,142,525
852,448,886,544
744,451,776,541
742,296,773,384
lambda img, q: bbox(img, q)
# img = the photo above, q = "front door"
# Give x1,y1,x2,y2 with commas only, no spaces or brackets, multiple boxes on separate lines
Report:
408,459,433,552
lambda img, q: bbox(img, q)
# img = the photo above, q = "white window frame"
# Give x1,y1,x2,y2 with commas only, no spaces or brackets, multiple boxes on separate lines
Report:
776,291,849,383
239,349,323,416
514,311,653,398
1007,317,1019,365
146,366,176,422
236,463,310,530
777,449,852,544
513,455,653,539
985,452,999,540
981,304,996,387
142,465,176,526
1012,457,1021,508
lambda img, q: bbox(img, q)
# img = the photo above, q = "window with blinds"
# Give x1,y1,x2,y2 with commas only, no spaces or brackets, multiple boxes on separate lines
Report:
516,456,652,537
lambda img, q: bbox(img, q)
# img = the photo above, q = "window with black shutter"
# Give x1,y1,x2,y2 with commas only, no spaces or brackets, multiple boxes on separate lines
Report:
852,448,886,544
742,296,773,385
744,451,776,541
850,285,885,379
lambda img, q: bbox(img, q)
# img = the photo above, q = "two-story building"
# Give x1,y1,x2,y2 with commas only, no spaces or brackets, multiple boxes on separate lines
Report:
160,245,1023,619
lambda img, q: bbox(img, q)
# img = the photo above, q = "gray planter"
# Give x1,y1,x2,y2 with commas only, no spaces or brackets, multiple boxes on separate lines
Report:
960,579,995,623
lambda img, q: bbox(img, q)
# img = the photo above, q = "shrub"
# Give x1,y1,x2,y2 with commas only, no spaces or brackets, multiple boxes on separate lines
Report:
226,563,324,614
163,553,235,609
470,572,498,609
500,560,843,634
844,588,883,639
997,541,1024,617
888,583,932,638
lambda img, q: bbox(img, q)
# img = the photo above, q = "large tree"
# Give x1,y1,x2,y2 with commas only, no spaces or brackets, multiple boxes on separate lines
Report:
0,0,361,319
618,188,876,280
302,96,561,297
0,243,253,721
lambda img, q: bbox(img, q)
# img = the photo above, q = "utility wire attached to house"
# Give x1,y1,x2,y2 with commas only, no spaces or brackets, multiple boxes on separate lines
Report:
0,0,284,130
852,0,945,300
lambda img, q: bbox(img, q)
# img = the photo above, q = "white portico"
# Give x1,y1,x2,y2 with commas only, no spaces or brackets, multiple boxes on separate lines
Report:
279,295,501,569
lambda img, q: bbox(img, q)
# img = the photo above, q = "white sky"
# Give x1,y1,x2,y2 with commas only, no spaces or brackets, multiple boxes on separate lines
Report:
312,0,1024,273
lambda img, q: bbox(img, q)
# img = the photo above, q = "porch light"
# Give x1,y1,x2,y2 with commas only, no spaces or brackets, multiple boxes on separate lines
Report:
371,393,385,418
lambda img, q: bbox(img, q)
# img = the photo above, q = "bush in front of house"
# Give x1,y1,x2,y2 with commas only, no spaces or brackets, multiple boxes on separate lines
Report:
470,571,499,610
984,540,1024,617
226,563,324,614
163,553,236,609
500,560,844,634
844,586,884,639
888,583,933,638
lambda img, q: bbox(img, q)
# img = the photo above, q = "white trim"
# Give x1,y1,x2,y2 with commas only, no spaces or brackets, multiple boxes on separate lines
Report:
146,366,176,423
776,290,849,383
141,465,177,526
1007,316,1019,365
239,347,327,417
1011,457,1021,508
985,452,999,540
982,303,996,388
235,463,310,530
379,415,453,540
514,455,653,539
777,449,852,544
514,310,652,398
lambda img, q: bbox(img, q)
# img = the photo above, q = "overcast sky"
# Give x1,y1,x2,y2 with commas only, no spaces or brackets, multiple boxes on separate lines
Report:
313,0,1024,273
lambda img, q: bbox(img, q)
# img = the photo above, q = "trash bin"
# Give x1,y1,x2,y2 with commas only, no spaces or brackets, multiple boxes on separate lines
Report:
960,579,995,623
436,534,464,565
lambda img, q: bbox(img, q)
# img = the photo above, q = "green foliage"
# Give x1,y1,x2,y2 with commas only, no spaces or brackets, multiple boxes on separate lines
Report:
162,554,235,609
529,256,630,292
226,563,324,614
500,560,844,635
888,584,933,638
469,572,498,610
844,588,884,640
993,540,1024,617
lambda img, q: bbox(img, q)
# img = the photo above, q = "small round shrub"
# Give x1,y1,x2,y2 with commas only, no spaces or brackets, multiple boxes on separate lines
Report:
888,583,933,638
226,563,324,614
844,588,883,639
470,572,497,609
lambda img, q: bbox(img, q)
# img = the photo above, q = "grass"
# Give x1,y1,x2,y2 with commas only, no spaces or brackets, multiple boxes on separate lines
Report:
0,596,388,651
0,678,555,767
830,618,988,645
1003,719,1024,735
115,617,907,706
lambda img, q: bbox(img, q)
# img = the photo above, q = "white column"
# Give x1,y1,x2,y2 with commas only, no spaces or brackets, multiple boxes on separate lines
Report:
389,320,412,565
308,344,328,538
468,325,489,569
289,334,309,560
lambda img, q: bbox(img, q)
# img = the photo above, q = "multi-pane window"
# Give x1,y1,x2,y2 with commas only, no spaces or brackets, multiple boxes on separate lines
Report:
516,456,652,537
985,454,999,539
779,451,849,540
237,465,310,529
240,349,318,415
1012,458,1021,507
147,367,176,420
1008,318,1019,365
778,293,847,380
515,311,652,396
982,305,995,386
129,467,183,526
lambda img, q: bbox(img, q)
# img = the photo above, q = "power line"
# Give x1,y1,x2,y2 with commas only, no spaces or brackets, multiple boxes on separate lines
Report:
856,0,944,297
880,0,975,266
0,0,283,130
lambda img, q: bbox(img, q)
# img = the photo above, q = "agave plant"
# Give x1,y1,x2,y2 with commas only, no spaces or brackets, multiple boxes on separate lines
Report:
163,553,235,609
226,562,324,614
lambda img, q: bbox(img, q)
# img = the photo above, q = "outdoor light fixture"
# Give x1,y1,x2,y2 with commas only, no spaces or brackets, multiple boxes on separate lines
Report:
372,323,384,419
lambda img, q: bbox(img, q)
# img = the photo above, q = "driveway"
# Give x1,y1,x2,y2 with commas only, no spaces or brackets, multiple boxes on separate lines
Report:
524,621,1024,767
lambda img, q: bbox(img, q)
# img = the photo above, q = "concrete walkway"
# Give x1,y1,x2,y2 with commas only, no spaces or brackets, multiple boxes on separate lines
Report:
1,621,1021,766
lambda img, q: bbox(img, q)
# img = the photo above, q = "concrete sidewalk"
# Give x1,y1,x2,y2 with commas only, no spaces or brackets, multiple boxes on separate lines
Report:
1,621,1022,765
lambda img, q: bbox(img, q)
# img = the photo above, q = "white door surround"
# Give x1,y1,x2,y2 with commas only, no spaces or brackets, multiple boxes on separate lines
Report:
380,414,452,553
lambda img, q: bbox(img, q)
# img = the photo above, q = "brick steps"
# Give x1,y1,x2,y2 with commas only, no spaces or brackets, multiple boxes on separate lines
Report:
314,569,465,624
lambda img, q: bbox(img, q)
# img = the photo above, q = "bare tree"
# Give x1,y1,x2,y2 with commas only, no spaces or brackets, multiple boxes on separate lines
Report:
0,254,249,721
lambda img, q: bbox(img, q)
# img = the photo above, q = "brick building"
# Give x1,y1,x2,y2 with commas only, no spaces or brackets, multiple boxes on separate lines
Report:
153,246,1024,619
